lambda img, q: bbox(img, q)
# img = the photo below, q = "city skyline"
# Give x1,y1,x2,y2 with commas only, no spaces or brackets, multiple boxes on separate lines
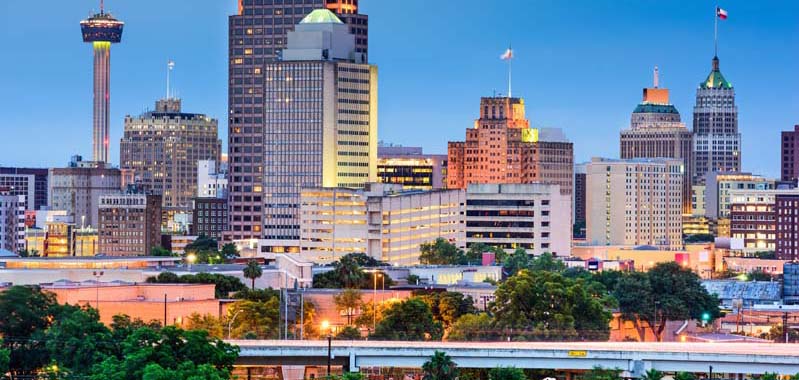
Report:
1,0,797,179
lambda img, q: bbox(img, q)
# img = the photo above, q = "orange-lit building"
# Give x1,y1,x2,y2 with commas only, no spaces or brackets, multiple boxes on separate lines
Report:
447,97,573,197
44,282,220,326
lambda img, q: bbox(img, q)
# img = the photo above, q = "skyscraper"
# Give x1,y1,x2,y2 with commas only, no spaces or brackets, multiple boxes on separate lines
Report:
692,56,740,184
620,68,693,213
80,1,124,164
781,125,799,184
227,0,368,242
120,98,221,212
227,9,378,252
447,97,574,198
0,168,49,211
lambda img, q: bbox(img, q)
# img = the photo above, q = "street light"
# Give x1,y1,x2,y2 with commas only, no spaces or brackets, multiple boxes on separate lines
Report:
92,270,104,311
187,253,197,271
321,320,332,379
228,309,244,340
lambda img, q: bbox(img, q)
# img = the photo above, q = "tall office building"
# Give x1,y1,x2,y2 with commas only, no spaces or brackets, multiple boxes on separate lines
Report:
586,158,684,250
80,2,124,163
692,56,740,184
704,172,774,220
776,193,799,260
0,193,25,252
447,97,574,197
573,164,586,237
620,69,693,213
49,156,122,228
227,0,368,242
98,191,162,256
377,144,447,190
0,168,49,211
226,9,378,252
782,125,799,183
120,98,221,212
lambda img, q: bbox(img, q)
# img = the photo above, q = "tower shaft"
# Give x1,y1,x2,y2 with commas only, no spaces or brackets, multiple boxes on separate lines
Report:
92,41,111,163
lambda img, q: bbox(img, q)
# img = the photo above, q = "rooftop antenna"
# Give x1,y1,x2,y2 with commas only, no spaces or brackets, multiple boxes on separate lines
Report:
100,0,104,14
166,60,175,99
653,65,659,88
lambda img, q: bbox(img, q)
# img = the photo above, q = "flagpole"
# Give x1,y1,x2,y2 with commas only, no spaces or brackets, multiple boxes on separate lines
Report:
508,54,512,98
714,5,718,57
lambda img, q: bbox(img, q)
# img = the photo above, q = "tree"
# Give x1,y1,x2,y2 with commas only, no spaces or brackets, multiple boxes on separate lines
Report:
220,243,239,259
185,313,225,339
422,351,458,380
446,313,496,342
147,272,246,298
747,269,775,282
488,367,525,380
334,289,362,325
343,252,387,267
491,269,611,341
420,238,467,265
243,260,263,290
502,248,532,277
335,326,362,340
641,369,664,380
415,291,476,328
684,233,714,243
232,288,280,302
528,252,566,272
0,339,9,378
371,298,443,341
466,243,506,265
185,234,218,252
762,374,779,380
614,262,720,342
673,372,696,380
407,274,422,285
0,285,60,380
762,324,799,343
150,246,174,257
582,366,622,380
228,298,280,339
45,305,114,376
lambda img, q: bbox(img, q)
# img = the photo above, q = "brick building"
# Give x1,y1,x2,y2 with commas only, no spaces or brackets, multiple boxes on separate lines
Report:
98,192,162,256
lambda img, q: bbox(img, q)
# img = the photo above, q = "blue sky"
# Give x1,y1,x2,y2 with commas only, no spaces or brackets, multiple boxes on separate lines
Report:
1,1,797,178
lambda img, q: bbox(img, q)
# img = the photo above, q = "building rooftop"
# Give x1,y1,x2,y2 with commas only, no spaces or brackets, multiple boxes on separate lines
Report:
632,103,679,114
700,56,732,89
300,9,343,24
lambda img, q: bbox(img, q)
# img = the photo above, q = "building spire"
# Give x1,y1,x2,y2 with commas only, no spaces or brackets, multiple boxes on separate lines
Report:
653,66,659,88
166,59,175,99
712,56,719,72
100,0,104,14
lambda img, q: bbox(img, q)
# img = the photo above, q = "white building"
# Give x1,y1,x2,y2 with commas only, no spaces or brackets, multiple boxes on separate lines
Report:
586,157,683,250
48,158,122,228
465,183,571,257
197,160,228,198
299,183,464,265
0,194,25,252
0,173,36,211
704,172,774,220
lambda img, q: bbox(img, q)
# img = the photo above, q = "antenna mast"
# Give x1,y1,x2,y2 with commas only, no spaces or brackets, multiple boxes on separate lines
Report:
166,60,175,99
100,0,104,13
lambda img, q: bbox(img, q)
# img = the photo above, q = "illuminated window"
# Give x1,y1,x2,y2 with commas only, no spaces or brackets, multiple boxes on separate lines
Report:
246,28,253,35
244,49,253,55
233,58,243,64
254,68,261,74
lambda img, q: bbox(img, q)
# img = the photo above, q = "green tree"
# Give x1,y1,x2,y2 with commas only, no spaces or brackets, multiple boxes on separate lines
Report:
747,269,775,282
422,351,458,380
684,234,714,243
762,373,779,380
640,369,664,380
185,313,225,339
147,272,246,298
446,313,496,342
149,246,174,257
0,285,60,380
614,262,720,342
491,269,611,341
232,288,280,302
335,326,362,340
673,372,696,380
582,366,622,380
415,291,476,328
333,289,362,325
220,243,239,259
372,298,443,341
407,274,422,285
45,305,114,376
228,298,280,339
763,324,799,343
528,252,566,272
488,367,525,380
0,339,9,378
342,252,387,267
502,248,531,277
184,234,218,252
466,243,507,265
242,260,263,290
141,362,229,380
420,238,467,265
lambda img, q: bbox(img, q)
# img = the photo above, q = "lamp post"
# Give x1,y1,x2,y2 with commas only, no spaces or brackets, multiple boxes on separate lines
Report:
187,253,197,271
228,309,244,340
92,270,104,311
321,320,332,379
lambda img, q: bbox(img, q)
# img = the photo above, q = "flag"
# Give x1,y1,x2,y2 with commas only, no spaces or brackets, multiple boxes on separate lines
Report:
500,48,513,60
716,7,728,20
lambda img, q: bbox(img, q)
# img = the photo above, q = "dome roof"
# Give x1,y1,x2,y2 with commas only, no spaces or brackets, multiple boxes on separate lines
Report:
632,103,679,114
700,56,732,89
300,9,344,24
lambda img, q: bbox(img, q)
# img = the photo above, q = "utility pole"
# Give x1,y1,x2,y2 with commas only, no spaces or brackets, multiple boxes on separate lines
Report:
784,311,790,343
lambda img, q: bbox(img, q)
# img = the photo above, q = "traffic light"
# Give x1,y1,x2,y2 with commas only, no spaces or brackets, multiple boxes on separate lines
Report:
702,312,711,322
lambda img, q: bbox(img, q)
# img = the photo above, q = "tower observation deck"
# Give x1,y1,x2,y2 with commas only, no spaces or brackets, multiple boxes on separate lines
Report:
80,1,123,164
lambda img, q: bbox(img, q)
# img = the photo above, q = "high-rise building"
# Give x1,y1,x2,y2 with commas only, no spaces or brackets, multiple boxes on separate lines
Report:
704,172,774,220
377,144,447,190
0,193,25,252
466,183,571,257
776,193,799,260
300,183,465,265
0,167,49,211
80,2,124,163
620,69,693,213
49,157,122,228
120,98,221,212
227,1,368,242
226,9,378,253
692,57,740,184
98,192,162,256
729,189,779,252
192,197,228,241
573,164,587,238
447,97,574,197
781,125,799,183
586,158,684,250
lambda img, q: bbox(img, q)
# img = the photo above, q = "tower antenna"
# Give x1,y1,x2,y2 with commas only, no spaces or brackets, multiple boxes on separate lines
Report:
166,60,175,99
100,0,104,14
653,66,659,88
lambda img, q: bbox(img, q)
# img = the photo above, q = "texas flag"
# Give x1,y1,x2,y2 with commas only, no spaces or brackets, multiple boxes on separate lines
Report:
717,7,728,20
500,48,513,61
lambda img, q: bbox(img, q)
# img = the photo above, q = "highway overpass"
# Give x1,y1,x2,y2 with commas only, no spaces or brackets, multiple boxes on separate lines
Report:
232,340,799,377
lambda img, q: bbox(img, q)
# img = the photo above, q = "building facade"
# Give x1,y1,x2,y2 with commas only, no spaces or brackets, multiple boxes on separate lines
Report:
729,190,778,252
49,158,122,228
120,98,221,212
692,57,740,184
0,194,25,252
98,192,162,256
299,183,465,265
782,125,799,183
620,75,693,214
573,164,586,237
25,223,98,257
0,167,49,211
466,183,571,256
776,193,799,260
585,158,683,250
448,97,574,198
377,144,447,190
197,159,228,198
192,197,228,240
704,172,774,220
226,10,378,253
227,1,368,242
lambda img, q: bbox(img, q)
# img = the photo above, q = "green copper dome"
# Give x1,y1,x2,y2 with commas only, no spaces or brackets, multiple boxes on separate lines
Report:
300,9,344,24
700,56,732,89
633,103,679,114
